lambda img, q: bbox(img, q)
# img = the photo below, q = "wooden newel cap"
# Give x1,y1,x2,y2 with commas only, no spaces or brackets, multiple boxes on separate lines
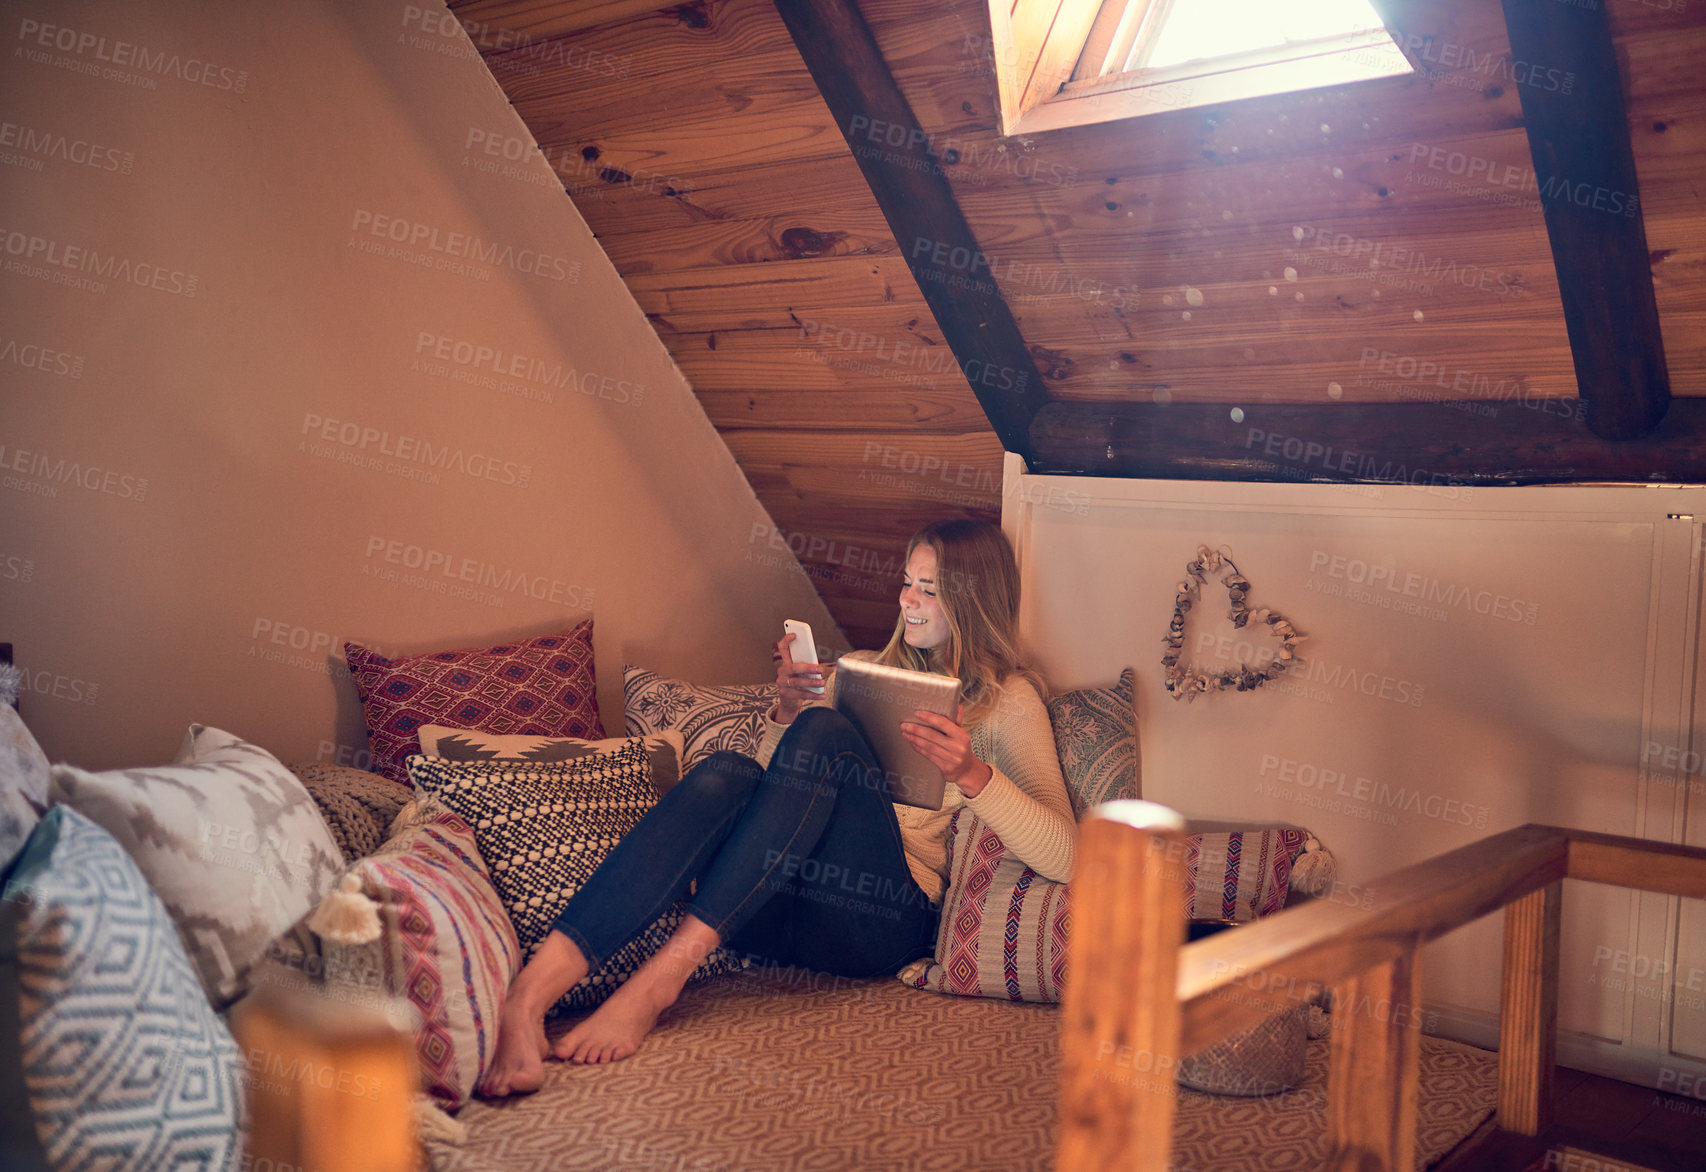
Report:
1086,799,1186,836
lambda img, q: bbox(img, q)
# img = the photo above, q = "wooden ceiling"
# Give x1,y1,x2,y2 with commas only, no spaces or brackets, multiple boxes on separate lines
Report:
447,0,1706,650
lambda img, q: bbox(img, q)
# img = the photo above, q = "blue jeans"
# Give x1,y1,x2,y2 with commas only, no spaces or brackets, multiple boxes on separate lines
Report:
549,707,940,980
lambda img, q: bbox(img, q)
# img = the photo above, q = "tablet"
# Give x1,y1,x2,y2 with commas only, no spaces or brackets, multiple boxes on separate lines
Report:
832,656,962,810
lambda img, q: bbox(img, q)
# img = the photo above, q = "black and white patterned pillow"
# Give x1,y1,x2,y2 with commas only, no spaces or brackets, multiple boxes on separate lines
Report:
406,741,741,1011
1046,668,1139,817
4,806,247,1167
622,666,772,771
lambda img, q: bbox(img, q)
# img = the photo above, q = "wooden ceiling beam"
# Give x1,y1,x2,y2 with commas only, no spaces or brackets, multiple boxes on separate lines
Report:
773,0,1053,456
1496,0,1670,440
1029,400,1706,486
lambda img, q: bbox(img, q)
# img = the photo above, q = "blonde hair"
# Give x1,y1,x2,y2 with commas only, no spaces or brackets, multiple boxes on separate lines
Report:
874,520,1047,724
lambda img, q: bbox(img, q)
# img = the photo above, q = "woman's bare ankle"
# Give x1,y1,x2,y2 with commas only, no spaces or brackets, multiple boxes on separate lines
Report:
508,931,591,1015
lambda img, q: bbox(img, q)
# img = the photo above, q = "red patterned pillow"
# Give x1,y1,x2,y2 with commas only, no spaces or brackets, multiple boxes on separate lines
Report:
345,623,603,785
1184,829,1309,923
311,801,522,1111
903,818,1309,1003
903,808,1071,1003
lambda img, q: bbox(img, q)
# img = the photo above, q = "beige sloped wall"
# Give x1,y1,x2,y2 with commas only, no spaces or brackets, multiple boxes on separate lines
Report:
0,0,839,769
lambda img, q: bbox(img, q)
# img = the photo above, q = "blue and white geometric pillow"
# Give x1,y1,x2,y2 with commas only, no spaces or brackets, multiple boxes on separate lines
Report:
0,704,50,871
4,806,247,1169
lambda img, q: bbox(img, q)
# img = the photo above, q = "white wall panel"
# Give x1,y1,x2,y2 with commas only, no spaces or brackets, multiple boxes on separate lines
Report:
1003,458,1705,1086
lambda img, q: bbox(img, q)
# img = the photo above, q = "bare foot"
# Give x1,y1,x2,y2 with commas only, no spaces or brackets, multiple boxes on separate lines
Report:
476,932,591,1097
551,977,674,1064
478,1002,549,1097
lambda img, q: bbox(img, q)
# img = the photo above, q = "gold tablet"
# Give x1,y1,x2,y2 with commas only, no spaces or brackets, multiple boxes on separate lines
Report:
832,657,962,811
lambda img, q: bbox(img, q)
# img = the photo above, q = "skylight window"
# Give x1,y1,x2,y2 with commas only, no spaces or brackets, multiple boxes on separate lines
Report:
987,0,1414,137
1140,0,1393,71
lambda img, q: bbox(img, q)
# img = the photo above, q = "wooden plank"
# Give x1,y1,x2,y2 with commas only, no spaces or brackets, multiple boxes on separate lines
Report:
672,344,929,393
1018,0,1106,120
469,0,851,181
767,483,1003,536
1175,826,1567,1056
721,427,1005,472
668,315,976,397
572,152,884,239
1028,399,1706,486
623,256,918,318
533,104,848,183
447,0,677,42
593,209,899,274
1175,825,1706,1070
952,164,1559,263
1326,952,1422,1172
1497,0,1671,438
1497,881,1560,1137
1072,0,1150,82
1566,833,1706,899
1007,0,1068,120
650,302,942,342
467,0,792,92
773,0,1053,454
1056,803,1188,1172
698,388,996,432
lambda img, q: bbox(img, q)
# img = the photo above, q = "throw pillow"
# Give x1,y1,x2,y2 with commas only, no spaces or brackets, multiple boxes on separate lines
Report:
416,723,687,795
0,900,51,1172
406,743,742,1012
345,622,604,786
3,806,247,1167
49,724,345,1008
1046,668,1138,815
622,666,771,771
1185,828,1310,923
288,761,414,863
0,705,48,870
307,800,522,1112
903,808,1071,1003
904,817,1309,1003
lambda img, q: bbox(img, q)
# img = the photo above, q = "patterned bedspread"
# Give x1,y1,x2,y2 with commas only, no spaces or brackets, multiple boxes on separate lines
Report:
435,964,1496,1171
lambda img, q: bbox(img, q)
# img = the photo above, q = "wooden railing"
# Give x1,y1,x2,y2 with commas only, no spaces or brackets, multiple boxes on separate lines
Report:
1056,802,1706,1172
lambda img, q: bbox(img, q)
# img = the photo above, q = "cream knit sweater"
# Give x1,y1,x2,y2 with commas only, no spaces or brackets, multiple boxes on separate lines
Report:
752,652,1077,904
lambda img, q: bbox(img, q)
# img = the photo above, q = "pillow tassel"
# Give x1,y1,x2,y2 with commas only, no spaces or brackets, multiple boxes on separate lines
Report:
415,1094,468,1142
308,873,382,944
1287,835,1337,898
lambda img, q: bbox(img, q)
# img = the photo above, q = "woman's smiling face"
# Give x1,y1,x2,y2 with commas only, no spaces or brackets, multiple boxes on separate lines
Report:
900,545,950,650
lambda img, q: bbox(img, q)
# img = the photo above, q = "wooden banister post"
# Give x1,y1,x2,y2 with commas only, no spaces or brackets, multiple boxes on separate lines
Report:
1056,800,1187,1172
231,982,420,1172
1497,880,1561,1135
1325,949,1423,1172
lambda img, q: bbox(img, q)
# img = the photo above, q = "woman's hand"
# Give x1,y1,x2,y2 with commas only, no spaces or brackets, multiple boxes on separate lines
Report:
900,707,993,797
772,632,826,725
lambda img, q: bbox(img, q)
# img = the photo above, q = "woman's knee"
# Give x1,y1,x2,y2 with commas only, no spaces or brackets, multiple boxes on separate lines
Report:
788,705,854,738
781,706,864,760
678,750,763,805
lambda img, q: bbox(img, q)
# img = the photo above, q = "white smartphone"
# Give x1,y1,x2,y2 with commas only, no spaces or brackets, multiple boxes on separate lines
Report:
781,620,823,693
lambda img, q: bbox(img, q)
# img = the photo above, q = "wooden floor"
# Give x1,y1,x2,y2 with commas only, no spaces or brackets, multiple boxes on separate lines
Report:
1434,1066,1706,1172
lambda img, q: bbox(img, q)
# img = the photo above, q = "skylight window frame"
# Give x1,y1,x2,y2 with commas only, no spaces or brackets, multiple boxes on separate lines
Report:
989,0,1415,138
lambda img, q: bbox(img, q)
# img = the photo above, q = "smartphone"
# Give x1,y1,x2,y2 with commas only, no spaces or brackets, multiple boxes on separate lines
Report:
782,620,825,695
781,619,819,668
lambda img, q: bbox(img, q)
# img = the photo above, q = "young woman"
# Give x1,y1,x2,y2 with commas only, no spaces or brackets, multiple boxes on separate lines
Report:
479,519,1076,1096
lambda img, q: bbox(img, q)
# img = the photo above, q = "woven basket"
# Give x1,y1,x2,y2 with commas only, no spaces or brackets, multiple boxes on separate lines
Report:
1176,1004,1308,1096
1176,918,1308,1097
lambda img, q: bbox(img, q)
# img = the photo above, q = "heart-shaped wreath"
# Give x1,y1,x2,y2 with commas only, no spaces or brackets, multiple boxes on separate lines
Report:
1163,545,1306,701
